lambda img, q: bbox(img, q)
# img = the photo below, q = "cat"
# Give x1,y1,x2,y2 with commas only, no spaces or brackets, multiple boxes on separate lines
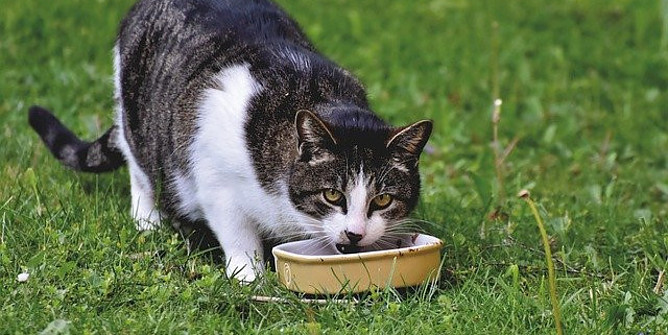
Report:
28,0,432,282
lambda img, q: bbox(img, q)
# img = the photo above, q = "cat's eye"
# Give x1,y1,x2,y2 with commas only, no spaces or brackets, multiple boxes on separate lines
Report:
372,194,393,209
323,189,344,204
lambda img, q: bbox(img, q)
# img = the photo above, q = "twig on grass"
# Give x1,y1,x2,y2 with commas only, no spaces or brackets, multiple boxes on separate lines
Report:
250,295,356,305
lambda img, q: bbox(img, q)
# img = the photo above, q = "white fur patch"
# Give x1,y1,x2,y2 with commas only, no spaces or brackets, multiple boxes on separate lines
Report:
346,172,369,236
189,64,311,280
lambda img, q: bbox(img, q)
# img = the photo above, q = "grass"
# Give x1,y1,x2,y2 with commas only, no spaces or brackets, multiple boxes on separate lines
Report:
1,0,667,333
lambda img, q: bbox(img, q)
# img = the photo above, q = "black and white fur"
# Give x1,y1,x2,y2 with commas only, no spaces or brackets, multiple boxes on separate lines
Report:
29,0,432,281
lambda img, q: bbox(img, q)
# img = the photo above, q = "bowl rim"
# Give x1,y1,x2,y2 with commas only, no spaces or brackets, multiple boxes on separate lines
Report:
272,234,443,264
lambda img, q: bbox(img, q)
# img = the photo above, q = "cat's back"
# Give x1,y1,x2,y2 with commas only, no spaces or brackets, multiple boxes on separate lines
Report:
118,0,313,54
115,0,314,119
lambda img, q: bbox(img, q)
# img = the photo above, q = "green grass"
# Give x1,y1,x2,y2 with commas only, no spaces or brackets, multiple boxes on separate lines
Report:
2,0,667,333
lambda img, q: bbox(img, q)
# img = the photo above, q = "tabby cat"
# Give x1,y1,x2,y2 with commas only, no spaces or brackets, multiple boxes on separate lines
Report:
28,0,432,281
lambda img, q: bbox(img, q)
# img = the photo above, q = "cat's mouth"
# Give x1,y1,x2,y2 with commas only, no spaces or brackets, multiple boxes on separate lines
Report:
335,234,418,254
335,243,363,254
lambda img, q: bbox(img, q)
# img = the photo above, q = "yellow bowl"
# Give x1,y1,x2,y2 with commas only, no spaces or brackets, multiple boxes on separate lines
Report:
272,234,443,294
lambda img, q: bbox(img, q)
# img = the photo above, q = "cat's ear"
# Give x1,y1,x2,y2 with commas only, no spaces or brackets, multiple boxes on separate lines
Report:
386,119,433,164
295,110,337,162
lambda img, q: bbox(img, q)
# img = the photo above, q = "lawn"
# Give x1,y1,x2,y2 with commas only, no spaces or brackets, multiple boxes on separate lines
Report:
1,0,667,333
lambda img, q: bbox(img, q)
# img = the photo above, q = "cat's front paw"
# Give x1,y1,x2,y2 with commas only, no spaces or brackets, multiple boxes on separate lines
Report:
226,258,261,283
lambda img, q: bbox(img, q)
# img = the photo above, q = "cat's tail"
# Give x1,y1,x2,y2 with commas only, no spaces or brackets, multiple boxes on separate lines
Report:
28,105,126,173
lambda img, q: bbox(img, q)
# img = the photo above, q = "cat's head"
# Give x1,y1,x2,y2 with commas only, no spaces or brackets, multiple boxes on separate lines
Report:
288,110,432,252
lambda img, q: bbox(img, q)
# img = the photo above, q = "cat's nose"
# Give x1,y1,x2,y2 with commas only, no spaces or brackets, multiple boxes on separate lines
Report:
345,231,363,245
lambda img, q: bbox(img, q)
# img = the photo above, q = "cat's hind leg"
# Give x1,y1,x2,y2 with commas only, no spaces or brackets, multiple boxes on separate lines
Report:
128,163,162,231
114,108,161,230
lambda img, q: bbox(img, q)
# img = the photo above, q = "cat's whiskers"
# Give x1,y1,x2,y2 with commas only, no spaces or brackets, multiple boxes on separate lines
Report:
392,217,436,229
300,235,332,249
266,212,334,244
296,215,327,233
270,224,323,239
371,238,394,249
394,217,438,226
270,231,312,241
384,225,422,236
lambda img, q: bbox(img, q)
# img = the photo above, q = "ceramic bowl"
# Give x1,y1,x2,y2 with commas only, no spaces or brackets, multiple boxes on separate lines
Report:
272,234,443,294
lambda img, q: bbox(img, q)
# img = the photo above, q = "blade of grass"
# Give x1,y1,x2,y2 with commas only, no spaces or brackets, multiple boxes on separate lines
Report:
519,189,563,335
